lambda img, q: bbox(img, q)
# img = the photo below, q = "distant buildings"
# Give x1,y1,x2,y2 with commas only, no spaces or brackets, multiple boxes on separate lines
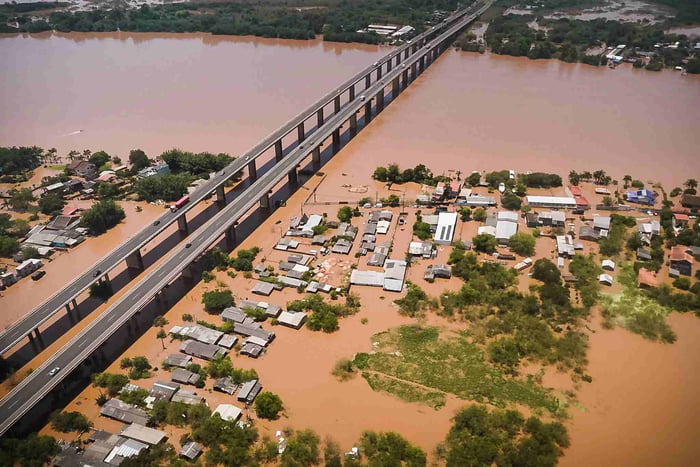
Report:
67,160,97,179
625,189,655,205
137,162,170,178
350,259,407,292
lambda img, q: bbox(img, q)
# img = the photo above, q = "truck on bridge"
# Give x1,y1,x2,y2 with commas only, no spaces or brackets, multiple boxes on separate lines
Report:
170,195,190,212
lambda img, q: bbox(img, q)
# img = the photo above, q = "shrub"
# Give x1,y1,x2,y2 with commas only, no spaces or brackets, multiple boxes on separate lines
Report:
254,391,283,420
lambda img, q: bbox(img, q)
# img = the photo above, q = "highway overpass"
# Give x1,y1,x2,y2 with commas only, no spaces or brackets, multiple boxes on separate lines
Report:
0,5,481,357
0,0,492,436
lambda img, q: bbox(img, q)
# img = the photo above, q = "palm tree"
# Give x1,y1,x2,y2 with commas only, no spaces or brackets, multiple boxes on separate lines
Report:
623,175,632,188
67,150,79,162
684,179,698,191
157,329,167,350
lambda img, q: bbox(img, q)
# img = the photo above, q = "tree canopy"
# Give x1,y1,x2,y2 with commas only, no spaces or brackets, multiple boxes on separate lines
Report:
80,199,125,235
254,391,284,420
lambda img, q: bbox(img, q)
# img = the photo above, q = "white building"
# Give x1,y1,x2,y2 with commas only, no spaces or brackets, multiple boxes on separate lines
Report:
434,212,457,245
526,196,577,209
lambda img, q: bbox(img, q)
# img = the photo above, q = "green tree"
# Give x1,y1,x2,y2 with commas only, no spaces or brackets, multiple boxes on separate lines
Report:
0,435,60,467
467,172,481,187
532,258,561,284
509,232,536,256
91,372,129,396
50,411,92,434
473,207,487,222
458,206,471,222
129,149,151,171
134,173,192,202
80,199,125,235
21,246,40,260
472,233,497,254
337,206,353,223
157,329,167,350
372,166,389,182
38,193,65,215
360,431,427,466
568,170,580,186
254,391,283,420
281,430,320,467
202,289,234,314
89,150,110,168
97,182,119,198
8,188,35,211
501,191,522,210
0,235,19,257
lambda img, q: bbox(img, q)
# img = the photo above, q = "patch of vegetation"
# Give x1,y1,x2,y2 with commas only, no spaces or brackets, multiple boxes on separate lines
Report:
161,148,233,177
601,264,676,343
373,163,449,186
50,411,92,434
134,173,193,202
517,172,562,188
201,289,234,313
439,405,569,467
363,372,447,410
412,213,432,240
120,356,153,379
509,232,536,256
254,391,284,420
287,293,361,332
206,355,258,383
80,199,126,235
353,326,560,413
91,372,129,396
0,434,60,467
332,358,357,381
0,146,42,177
394,282,437,317
358,431,427,466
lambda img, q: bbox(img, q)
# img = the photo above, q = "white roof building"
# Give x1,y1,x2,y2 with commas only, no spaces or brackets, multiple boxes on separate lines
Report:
598,273,614,286
213,404,242,422
376,220,391,235
434,212,457,245
602,259,616,271
526,196,577,208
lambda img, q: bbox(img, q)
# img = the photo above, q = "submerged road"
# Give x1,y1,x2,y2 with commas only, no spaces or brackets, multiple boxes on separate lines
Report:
0,1,491,436
0,7,471,356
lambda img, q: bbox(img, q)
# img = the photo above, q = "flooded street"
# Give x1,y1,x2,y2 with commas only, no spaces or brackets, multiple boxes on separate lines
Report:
2,32,700,464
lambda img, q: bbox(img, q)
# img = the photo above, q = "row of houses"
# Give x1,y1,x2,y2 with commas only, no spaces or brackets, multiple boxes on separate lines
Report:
0,258,43,289
350,259,408,293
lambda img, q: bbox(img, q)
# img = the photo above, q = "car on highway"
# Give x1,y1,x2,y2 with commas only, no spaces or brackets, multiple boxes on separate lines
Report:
219,170,225,176
360,95,366,101
153,220,160,226
92,270,101,278
185,243,192,248
48,366,60,377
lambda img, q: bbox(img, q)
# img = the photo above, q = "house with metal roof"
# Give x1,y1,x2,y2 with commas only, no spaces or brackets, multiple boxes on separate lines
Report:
240,342,265,358
213,377,238,395
350,270,384,287
171,368,200,385
602,259,616,271
99,399,148,425
252,281,275,296
625,189,655,205
214,404,243,422
383,259,407,292
277,311,307,329
425,264,452,280
238,380,262,403
120,424,167,445
367,252,387,267
171,388,205,405
170,324,223,345
218,334,238,349
670,245,693,276
598,273,614,286
149,380,180,401
408,241,434,258
526,196,577,209
179,340,226,360
180,441,203,460
331,238,353,254
376,220,390,235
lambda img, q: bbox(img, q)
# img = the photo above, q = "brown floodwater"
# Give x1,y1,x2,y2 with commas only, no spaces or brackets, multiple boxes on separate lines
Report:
3,32,700,464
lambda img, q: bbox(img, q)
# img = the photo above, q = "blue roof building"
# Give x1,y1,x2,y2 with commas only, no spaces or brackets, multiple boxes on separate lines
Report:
626,189,655,205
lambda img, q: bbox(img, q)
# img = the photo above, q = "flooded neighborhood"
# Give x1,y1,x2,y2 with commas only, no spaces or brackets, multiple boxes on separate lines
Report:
1,0,700,465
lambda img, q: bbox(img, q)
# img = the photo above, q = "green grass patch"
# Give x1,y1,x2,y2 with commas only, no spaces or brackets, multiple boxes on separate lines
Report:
48,165,66,171
354,326,560,414
362,372,446,410
601,264,676,343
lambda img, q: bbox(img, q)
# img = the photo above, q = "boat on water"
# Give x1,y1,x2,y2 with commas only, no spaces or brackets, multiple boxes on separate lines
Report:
498,183,506,193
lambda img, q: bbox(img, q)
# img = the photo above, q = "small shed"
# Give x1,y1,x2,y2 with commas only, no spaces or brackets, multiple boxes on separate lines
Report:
602,259,616,271
180,441,203,460
252,281,275,296
598,273,614,286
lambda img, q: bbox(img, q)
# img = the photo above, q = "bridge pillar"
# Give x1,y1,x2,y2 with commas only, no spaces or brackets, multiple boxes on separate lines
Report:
66,303,76,325
275,140,283,162
334,95,341,113
387,59,392,72
364,101,373,123
350,113,358,135
297,122,305,143
411,63,418,81
376,66,382,80
225,225,237,247
247,160,257,182
28,331,40,354
402,69,409,89
377,90,384,112
216,184,226,205
419,56,425,73
312,147,321,170
332,129,341,152
288,168,299,187
365,74,371,90
349,85,355,101
317,108,324,127
126,250,145,270
404,48,409,59
260,192,271,210
177,215,188,234
33,328,45,349
181,263,196,281
103,273,111,289
392,77,400,98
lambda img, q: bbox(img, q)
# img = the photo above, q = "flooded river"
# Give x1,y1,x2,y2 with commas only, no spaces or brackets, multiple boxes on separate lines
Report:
2,32,700,464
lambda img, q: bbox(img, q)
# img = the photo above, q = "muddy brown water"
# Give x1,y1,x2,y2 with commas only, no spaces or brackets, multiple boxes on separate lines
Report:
2,32,700,464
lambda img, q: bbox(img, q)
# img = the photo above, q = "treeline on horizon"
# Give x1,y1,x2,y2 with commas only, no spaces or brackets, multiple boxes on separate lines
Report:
0,0,462,43
456,13,700,72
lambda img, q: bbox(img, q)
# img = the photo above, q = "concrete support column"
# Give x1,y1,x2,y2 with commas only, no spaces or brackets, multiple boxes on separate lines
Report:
404,48,409,59
402,69,409,89
288,168,298,187
177,215,188,234
126,250,144,270
332,129,341,152
34,328,44,349
274,140,283,162
225,226,237,247
387,59,392,72
365,74,371,89
260,192,271,210
364,101,372,123
247,160,257,182
349,85,355,101
103,273,111,289
377,66,382,80
312,147,321,170
181,263,196,280
392,77,400,98
419,56,425,73
28,332,40,354
216,184,226,205
411,63,418,81
297,122,305,143
377,90,384,112
350,114,358,135
316,108,324,127
66,303,76,325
